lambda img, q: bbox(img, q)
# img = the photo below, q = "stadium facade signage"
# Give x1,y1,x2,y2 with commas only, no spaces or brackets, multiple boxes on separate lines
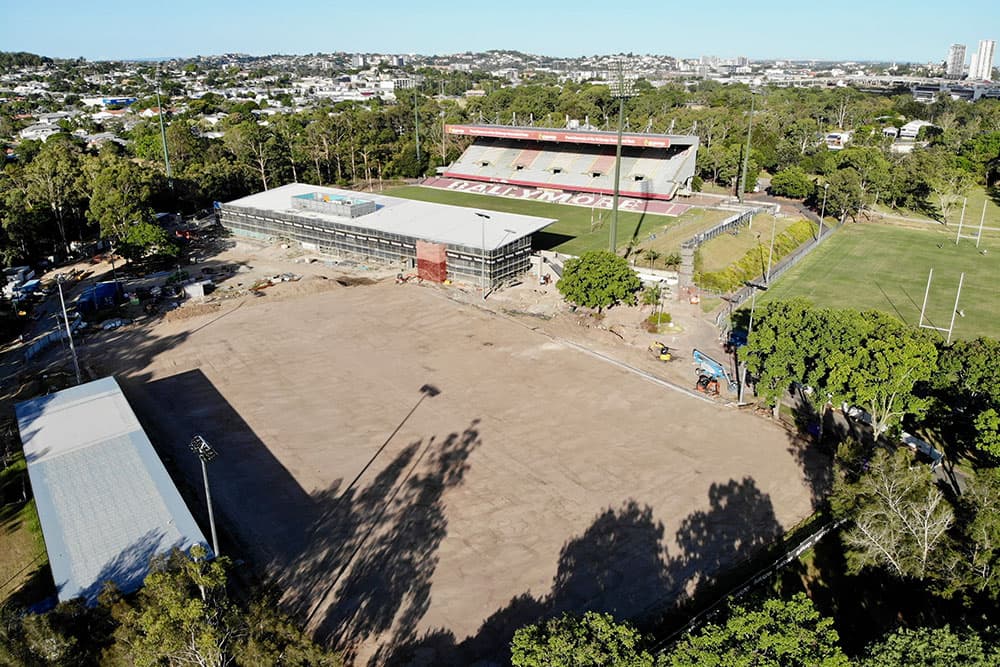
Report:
423,178,690,216
446,124,671,148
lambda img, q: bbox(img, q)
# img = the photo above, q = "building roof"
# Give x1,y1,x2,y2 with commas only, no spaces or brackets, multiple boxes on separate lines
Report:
223,183,557,251
445,124,700,149
15,377,207,604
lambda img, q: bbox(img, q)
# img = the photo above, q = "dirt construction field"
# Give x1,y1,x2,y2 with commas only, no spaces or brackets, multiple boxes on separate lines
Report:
94,280,818,665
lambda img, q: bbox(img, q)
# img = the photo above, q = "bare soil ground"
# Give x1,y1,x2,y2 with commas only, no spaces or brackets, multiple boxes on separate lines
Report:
81,258,820,664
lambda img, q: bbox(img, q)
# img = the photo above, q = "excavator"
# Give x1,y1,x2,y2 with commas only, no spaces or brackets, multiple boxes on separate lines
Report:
648,341,673,362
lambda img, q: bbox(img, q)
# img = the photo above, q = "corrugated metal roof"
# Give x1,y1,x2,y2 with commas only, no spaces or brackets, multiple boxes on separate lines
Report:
223,183,557,251
15,377,208,604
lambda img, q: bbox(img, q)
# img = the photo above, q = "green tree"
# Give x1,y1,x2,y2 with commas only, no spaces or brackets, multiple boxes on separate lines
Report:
234,596,341,667
120,220,178,261
665,593,849,667
825,311,938,437
833,447,954,581
863,625,999,667
110,546,241,667
932,337,1000,459
86,156,156,246
952,468,1000,599
556,250,641,313
769,166,815,199
23,135,86,253
510,611,657,667
224,120,280,191
825,167,866,222
741,299,824,407
924,149,974,223
643,248,661,269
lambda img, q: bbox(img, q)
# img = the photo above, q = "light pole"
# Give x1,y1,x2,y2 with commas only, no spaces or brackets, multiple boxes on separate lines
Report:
189,435,220,557
765,215,777,285
818,182,830,242
738,90,757,203
609,58,635,253
737,280,767,405
475,212,491,299
156,66,172,190
412,81,421,166
56,275,82,385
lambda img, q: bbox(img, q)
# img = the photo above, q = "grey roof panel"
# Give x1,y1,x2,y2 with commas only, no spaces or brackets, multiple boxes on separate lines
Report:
223,183,557,251
15,377,207,603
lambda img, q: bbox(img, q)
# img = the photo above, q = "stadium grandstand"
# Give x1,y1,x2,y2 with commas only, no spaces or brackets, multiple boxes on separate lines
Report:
443,124,699,201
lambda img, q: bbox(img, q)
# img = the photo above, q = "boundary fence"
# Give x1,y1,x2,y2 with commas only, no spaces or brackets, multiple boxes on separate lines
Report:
714,222,840,330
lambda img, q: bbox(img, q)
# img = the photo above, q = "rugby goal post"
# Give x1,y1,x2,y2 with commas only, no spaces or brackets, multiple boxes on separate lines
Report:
918,268,965,344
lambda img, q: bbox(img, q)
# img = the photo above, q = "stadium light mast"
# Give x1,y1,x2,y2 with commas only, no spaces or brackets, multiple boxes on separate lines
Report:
737,89,758,204
189,435,220,558
608,58,636,254
156,66,173,190
412,80,421,167
56,274,81,385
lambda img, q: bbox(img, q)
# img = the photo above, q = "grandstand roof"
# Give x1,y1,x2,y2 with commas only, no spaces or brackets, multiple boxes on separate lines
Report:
15,377,207,604
224,183,557,251
446,124,699,148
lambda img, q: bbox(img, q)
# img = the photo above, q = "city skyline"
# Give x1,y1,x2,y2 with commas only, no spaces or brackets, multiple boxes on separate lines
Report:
4,0,999,63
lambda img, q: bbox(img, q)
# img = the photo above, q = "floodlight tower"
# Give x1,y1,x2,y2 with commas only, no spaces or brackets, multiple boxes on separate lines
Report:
608,58,636,254
156,66,172,190
189,435,220,557
737,89,759,203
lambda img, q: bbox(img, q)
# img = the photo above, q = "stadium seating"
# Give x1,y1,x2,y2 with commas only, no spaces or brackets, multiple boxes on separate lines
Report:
445,133,696,201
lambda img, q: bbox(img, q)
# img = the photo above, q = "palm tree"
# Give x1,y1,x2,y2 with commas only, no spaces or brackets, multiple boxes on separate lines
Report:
644,248,662,269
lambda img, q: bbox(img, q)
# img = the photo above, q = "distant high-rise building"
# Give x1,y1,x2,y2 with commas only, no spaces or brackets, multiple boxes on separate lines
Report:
970,39,996,80
352,53,365,68
946,43,966,78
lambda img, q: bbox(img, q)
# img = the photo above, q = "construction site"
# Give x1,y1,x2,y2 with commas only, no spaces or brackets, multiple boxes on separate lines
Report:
3,226,818,664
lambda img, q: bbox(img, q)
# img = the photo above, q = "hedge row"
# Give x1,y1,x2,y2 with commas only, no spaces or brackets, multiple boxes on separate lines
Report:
694,219,817,293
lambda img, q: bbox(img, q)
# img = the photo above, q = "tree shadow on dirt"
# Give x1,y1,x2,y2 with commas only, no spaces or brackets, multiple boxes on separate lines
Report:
379,477,783,666
122,368,480,667
782,388,854,509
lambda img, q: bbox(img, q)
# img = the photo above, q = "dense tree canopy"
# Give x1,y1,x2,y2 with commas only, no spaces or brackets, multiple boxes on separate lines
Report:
510,612,657,667
664,593,850,667
557,250,641,312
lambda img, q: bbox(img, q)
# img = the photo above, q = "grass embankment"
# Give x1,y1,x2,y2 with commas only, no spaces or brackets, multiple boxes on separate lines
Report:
761,223,1000,341
0,452,49,605
386,185,728,258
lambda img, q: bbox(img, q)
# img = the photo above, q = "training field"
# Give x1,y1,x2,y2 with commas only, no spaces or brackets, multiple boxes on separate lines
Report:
101,281,816,665
762,223,1000,340
386,185,729,257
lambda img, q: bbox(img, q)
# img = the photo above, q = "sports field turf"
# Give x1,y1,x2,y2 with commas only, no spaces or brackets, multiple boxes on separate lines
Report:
386,185,728,256
761,223,1000,340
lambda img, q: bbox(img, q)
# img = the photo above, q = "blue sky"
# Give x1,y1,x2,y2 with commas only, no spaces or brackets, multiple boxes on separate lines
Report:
5,0,999,63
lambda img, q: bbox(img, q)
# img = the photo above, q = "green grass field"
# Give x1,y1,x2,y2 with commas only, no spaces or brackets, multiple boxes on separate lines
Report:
872,185,1000,227
761,223,1000,340
385,185,727,258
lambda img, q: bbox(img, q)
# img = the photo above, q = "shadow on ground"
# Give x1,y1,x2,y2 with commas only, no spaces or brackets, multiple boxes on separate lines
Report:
378,478,783,666
119,368,793,666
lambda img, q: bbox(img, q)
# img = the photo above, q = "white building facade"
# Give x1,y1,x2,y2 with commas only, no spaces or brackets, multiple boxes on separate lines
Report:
946,43,966,78
970,39,996,80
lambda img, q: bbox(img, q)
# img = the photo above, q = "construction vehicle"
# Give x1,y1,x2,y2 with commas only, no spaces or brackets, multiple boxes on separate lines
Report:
695,374,720,395
648,341,672,362
692,348,738,393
